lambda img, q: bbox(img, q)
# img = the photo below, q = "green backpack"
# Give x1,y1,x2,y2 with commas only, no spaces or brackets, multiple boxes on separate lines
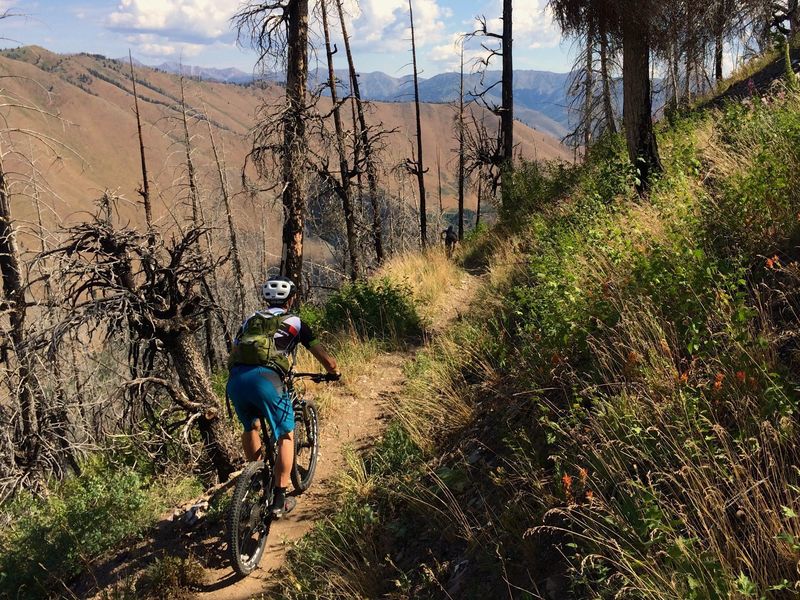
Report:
228,311,292,374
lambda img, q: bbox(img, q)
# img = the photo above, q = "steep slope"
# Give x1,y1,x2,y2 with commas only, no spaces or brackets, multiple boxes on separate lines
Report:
268,59,800,599
0,45,570,250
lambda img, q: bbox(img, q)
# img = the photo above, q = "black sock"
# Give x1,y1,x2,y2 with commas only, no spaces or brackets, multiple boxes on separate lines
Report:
273,486,286,507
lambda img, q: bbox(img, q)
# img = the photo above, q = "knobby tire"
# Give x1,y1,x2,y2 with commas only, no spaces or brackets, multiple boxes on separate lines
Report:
291,400,319,493
227,460,272,576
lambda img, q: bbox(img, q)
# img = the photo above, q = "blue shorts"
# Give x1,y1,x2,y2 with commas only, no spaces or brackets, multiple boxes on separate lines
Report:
227,365,295,438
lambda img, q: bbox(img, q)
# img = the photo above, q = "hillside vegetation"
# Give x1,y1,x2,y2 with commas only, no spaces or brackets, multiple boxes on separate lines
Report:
273,68,800,598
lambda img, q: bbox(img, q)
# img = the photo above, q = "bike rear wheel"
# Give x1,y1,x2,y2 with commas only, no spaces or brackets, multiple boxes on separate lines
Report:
227,460,273,576
291,400,319,493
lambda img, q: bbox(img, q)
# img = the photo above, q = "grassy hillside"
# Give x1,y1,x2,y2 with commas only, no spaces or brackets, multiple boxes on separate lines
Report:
274,66,800,598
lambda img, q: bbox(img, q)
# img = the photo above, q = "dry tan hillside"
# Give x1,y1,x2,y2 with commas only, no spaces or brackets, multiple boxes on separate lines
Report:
0,46,569,257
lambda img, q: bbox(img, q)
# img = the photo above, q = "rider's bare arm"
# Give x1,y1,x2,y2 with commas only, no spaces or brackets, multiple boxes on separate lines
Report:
310,344,339,375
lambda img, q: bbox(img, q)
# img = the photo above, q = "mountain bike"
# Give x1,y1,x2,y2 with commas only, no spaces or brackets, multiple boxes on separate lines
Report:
226,369,335,576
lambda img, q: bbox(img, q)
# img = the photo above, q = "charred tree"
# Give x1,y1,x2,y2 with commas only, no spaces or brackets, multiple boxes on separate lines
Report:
622,9,662,192
335,0,384,264
282,0,310,283
501,0,514,170
0,145,37,460
45,210,239,482
409,0,428,248
598,19,617,135
180,81,221,371
467,4,514,206
583,19,595,150
236,0,310,285
128,51,153,232
550,0,663,191
321,0,360,281
205,112,246,318
458,41,466,241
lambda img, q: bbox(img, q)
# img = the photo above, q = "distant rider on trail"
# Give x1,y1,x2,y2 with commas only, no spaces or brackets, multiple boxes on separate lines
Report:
442,225,458,258
226,276,340,518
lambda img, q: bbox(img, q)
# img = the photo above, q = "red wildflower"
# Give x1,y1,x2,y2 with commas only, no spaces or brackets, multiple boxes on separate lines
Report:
736,371,746,384
714,373,725,391
562,473,573,492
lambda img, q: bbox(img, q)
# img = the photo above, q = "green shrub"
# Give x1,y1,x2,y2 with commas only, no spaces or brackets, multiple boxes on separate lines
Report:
322,278,422,342
0,461,166,597
708,91,800,256
500,160,578,225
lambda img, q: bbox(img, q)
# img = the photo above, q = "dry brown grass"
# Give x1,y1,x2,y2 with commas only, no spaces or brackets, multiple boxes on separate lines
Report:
378,248,463,320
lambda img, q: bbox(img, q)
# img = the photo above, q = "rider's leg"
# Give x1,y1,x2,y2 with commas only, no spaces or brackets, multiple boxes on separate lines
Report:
271,431,296,517
242,420,262,461
273,431,294,488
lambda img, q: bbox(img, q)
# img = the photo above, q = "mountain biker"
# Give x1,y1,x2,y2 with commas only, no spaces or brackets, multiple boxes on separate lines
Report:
442,225,458,258
226,276,340,518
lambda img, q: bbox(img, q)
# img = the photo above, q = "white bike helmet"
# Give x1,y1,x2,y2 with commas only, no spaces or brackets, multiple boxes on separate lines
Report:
261,276,296,304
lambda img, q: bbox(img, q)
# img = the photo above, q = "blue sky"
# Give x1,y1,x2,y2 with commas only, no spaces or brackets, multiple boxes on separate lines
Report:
1,1,575,76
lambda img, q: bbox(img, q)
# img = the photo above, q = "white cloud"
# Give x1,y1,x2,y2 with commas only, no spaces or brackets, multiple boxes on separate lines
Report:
336,0,451,55
481,0,560,49
107,0,235,43
429,32,487,72
422,1,562,73
126,33,205,59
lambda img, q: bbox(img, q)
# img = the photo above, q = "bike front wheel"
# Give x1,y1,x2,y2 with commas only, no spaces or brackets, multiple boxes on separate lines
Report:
291,400,319,493
227,460,272,576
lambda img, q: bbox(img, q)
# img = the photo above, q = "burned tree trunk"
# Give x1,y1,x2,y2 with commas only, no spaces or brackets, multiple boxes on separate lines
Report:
458,42,466,241
129,52,153,231
409,0,428,248
475,178,482,231
321,0,360,281
180,78,201,225
180,81,220,371
0,146,37,459
598,21,617,135
622,13,662,192
501,0,514,162
206,117,246,317
500,0,514,205
583,19,595,152
714,2,727,82
281,0,310,284
336,0,384,264
164,328,236,481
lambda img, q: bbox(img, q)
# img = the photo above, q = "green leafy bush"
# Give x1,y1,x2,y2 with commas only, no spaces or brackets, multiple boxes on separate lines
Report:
322,278,422,342
0,462,160,596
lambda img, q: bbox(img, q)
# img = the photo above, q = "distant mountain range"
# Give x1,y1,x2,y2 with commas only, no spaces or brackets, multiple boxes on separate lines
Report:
151,61,575,139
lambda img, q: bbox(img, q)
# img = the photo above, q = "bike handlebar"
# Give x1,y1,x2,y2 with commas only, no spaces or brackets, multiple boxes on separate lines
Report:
291,372,340,383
